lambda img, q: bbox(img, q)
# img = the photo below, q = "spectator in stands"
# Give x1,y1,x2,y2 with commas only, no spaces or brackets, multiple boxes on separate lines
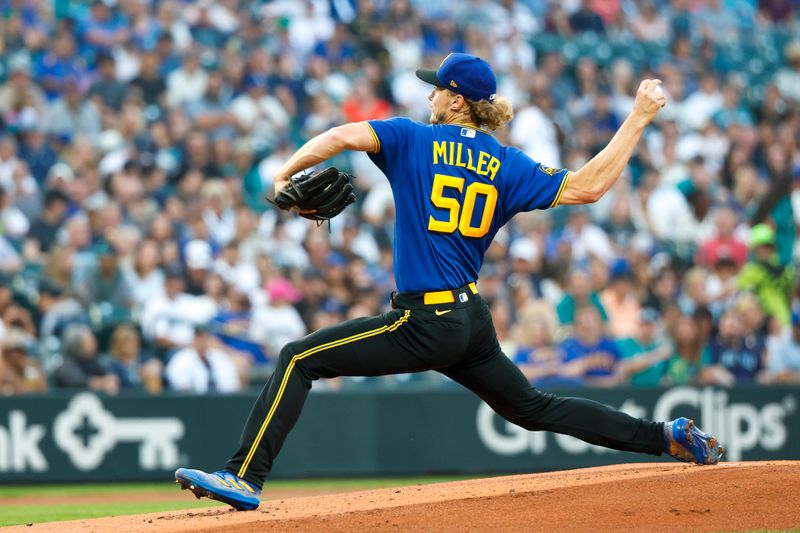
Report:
767,308,800,383
0,228,24,276
0,53,47,124
42,245,74,289
230,74,290,149
80,0,130,54
695,207,748,268
213,240,259,293
558,206,614,266
569,0,605,33
508,238,544,298
183,238,214,296
0,302,37,343
129,52,167,108
201,180,236,247
210,284,267,365
694,0,741,41
0,138,33,205
489,296,516,356
556,267,607,327
665,313,732,386
47,78,102,143
52,325,119,394
559,306,622,386
617,308,671,387
79,239,134,311
664,314,705,385
123,239,166,309
754,142,796,266
601,259,641,339
141,266,214,352
185,69,236,141
37,279,86,342
166,52,208,108
629,0,670,42
0,329,47,395
677,267,709,316
510,88,561,167
775,41,800,104
681,73,723,131
89,53,127,113
737,224,794,329
705,309,764,383
251,277,306,358
105,324,163,393
512,318,564,386
705,256,740,318
25,189,69,254
341,77,392,123
165,324,241,393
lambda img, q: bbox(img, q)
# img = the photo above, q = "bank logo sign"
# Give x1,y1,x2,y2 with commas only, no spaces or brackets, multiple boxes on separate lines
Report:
477,387,796,461
54,393,185,470
0,393,185,472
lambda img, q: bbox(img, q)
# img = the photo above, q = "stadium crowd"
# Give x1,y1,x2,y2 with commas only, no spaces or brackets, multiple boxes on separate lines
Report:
0,0,799,395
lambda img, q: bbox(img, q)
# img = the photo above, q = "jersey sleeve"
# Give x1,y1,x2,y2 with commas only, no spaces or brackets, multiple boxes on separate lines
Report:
502,147,570,214
365,117,417,183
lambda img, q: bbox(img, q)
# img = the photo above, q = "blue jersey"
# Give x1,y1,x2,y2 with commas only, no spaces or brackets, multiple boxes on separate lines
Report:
366,118,569,292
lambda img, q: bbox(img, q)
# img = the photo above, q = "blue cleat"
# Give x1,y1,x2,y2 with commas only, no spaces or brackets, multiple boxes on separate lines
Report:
664,417,724,465
175,468,261,511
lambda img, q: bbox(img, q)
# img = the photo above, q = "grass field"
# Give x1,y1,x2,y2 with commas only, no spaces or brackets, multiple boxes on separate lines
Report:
0,477,470,527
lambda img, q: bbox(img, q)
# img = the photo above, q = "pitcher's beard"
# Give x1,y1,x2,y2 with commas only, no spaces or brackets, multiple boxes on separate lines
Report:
430,111,446,124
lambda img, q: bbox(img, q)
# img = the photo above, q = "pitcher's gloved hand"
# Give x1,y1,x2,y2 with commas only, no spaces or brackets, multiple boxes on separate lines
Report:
273,167,356,222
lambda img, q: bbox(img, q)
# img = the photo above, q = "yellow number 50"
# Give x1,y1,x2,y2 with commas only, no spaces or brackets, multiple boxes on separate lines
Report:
427,173,498,238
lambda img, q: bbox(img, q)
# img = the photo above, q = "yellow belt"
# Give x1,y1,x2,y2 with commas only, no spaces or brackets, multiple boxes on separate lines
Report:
422,282,478,305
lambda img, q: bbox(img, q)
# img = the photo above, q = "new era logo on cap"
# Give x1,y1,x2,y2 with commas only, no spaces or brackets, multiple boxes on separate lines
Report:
416,53,497,103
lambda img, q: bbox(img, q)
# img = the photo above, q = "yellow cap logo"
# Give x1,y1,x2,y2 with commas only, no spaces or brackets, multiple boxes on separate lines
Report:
450,80,458,88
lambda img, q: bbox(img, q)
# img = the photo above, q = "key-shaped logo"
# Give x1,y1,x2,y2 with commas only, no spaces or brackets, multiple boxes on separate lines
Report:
53,393,185,471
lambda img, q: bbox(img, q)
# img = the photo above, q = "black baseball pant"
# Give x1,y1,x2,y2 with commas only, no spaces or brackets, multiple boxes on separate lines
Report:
226,284,664,487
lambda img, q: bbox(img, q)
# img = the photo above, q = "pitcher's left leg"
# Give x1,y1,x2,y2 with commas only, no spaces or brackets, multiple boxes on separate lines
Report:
439,348,665,455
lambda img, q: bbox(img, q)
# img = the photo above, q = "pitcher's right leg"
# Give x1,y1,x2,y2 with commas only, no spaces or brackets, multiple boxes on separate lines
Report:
225,309,421,487
177,309,426,509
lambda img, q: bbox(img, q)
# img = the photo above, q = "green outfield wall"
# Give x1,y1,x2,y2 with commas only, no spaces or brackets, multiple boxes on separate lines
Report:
0,385,797,482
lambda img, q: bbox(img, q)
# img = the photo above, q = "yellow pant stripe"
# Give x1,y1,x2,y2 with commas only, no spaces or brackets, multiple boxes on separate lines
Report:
550,171,570,208
237,310,411,478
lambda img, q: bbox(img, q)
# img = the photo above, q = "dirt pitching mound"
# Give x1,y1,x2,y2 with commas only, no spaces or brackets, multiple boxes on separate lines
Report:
10,461,800,533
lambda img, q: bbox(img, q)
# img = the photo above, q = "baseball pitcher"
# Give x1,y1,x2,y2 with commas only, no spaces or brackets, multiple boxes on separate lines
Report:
176,53,723,510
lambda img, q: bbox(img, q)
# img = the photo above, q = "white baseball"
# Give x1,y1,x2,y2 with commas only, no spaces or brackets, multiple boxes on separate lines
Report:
654,85,663,96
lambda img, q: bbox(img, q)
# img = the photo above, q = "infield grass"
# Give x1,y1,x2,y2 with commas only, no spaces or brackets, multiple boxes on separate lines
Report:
0,476,471,527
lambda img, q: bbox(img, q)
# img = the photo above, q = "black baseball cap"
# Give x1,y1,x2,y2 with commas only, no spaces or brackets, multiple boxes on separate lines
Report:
416,53,497,103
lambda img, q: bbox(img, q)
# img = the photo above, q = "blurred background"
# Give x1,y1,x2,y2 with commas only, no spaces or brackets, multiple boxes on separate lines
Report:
0,0,799,482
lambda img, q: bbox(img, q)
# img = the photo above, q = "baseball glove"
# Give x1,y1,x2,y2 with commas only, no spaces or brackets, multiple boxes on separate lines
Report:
273,167,356,222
